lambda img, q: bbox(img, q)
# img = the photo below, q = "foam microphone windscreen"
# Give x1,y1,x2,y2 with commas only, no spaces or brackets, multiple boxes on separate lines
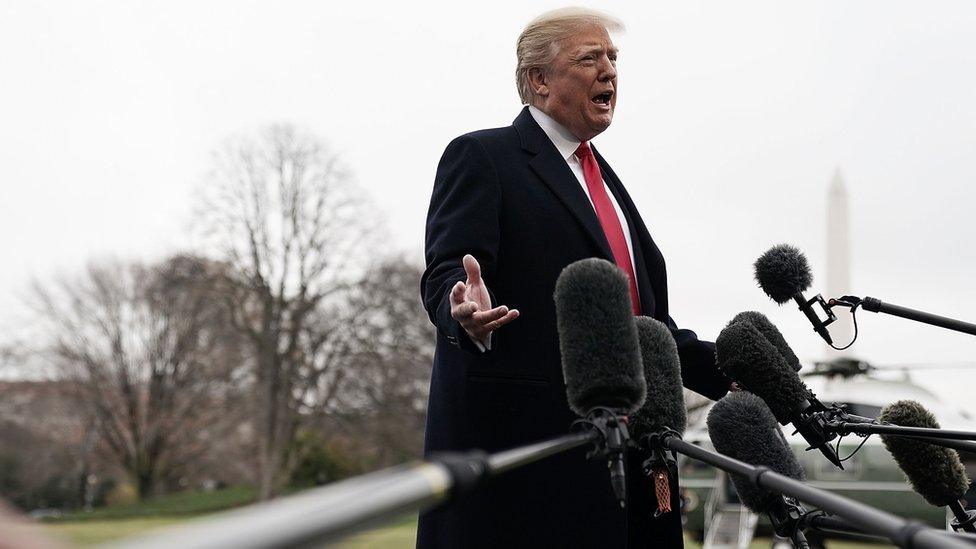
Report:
731,311,802,372
554,258,646,416
630,316,686,437
878,400,971,507
754,244,813,304
715,320,810,425
707,391,806,514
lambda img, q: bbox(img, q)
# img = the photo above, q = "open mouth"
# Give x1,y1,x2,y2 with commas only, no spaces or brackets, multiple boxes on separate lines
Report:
591,91,613,106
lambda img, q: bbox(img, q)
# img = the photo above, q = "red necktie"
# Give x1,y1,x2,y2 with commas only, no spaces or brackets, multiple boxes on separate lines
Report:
575,141,641,314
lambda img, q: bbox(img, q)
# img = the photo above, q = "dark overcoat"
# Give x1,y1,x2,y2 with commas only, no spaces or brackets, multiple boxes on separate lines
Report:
418,107,730,548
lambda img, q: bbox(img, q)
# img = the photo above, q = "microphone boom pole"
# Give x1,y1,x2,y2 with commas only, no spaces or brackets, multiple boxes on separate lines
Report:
108,426,613,549
829,420,976,443
853,296,976,337
801,513,976,545
824,412,976,455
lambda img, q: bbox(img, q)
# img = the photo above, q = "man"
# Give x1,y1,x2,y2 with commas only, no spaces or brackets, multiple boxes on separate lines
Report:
419,8,730,548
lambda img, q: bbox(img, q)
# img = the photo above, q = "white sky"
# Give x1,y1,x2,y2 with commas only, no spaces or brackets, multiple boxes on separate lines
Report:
2,1,975,406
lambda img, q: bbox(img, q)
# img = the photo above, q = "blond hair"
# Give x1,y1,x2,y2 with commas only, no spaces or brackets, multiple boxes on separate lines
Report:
515,7,624,105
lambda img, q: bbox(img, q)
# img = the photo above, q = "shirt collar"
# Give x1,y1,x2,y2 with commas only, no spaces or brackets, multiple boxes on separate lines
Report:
528,105,583,161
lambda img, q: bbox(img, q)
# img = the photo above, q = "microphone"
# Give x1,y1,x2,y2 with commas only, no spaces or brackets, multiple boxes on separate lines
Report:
731,311,802,372
628,316,687,518
716,319,844,468
630,316,686,439
708,391,813,548
555,258,647,507
878,400,976,532
754,244,835,345
707,391,806,516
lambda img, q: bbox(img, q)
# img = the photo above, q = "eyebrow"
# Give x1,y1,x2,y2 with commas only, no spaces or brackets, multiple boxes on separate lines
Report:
574,45,619,57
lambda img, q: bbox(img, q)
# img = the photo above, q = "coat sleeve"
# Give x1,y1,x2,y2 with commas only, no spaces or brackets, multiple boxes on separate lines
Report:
666,317,731,401
420,135,501,355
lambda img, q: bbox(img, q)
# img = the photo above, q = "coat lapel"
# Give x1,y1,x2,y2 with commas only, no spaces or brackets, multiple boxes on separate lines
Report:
513,108,615,262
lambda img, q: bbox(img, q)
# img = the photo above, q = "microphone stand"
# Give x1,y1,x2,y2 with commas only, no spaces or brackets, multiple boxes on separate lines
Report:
821,410,976,455
801,510,976,545
794,292,837,344
766,496,811,549
733,382,845,469
830,295,976,338
570,406,631,507
949,501,976,534
791,395,845,469
641,430,972,549
768,500,976,545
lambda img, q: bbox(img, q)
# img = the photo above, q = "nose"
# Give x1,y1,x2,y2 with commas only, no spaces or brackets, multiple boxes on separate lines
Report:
599,55,617,82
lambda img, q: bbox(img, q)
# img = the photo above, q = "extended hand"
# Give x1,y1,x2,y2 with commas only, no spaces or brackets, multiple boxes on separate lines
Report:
450,254,520,344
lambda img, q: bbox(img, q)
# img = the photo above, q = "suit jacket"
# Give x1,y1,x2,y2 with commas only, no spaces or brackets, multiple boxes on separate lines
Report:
418,107,729,548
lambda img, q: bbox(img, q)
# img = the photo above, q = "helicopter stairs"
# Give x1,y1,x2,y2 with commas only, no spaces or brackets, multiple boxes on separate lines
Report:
702,471,759,549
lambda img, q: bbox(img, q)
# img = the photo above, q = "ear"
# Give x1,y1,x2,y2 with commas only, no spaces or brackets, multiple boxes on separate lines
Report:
528,67,549,98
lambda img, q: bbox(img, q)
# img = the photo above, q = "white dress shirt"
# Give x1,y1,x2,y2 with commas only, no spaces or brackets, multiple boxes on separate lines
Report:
471,107,641,352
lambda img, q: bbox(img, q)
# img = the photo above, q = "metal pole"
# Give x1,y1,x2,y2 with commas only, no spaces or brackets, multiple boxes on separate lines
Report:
805,514,976,545
861,297,976,337
830,422,976,442
104,462,452,549
487,431,596,474
828,414,976,454
105,431,601,549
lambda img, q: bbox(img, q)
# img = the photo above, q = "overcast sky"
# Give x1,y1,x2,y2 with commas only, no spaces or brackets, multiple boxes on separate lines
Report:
2,1,975,406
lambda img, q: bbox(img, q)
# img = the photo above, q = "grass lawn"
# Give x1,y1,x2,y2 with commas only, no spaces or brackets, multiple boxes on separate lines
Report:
38,486,255,546
45,517,186,546
45,485,257,523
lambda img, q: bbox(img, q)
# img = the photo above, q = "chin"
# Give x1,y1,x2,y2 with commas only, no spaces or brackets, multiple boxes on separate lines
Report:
590,115,613,134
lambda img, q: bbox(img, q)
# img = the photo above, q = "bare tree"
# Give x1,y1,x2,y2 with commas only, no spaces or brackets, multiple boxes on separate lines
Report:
32,255,243,499
332,259,434,467
198,123,379,499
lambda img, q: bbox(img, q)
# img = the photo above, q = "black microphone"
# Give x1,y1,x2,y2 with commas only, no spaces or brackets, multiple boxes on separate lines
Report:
708,391,813,548
879,400,976,532
754,244,835,345
628,315,686,518
707,391,807,515
555,258,647,507
716,319,844,468
731,311,802,372
630,316,686,438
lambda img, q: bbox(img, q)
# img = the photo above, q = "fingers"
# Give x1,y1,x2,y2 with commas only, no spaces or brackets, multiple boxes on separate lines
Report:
452,255,517,342
451,300,479,321
462,254,482,285
483,309,519,332
472,305,511,324
450,280,466,305
452,301,520,341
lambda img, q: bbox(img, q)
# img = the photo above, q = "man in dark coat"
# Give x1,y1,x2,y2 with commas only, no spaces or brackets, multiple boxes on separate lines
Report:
418,8,730,548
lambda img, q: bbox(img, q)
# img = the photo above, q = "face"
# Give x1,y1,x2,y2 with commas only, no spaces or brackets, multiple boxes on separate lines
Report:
531,25,618,142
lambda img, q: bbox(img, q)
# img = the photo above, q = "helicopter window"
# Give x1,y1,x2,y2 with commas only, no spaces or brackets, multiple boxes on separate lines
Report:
837,403,882,419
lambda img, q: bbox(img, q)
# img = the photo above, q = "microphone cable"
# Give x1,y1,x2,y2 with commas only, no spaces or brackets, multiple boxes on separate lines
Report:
825,295,864,351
